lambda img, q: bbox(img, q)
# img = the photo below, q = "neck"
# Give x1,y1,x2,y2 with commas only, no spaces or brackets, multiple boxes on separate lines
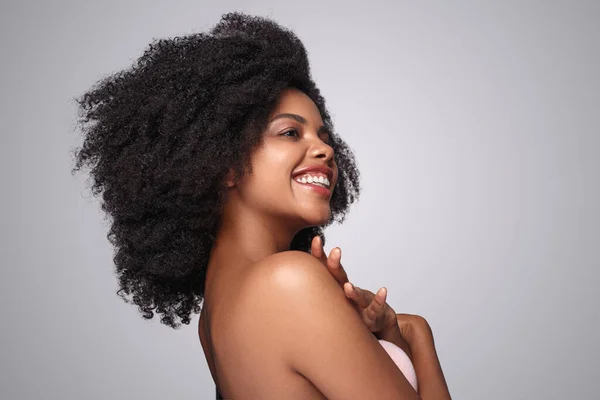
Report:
206,193,307,285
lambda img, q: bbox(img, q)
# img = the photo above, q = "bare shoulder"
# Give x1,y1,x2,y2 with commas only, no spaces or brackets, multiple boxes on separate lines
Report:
235,250,334,327
249,250,331,289
239,250,419,399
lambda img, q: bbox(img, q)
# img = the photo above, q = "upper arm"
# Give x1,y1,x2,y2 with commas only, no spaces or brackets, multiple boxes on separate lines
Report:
251,251,419,400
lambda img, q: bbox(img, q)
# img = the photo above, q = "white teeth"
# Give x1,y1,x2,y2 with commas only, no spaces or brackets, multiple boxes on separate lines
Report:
295,174,331,188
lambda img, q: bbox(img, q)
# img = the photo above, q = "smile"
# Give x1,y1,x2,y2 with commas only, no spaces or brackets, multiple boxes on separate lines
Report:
293,174,331,188
292,179,332,197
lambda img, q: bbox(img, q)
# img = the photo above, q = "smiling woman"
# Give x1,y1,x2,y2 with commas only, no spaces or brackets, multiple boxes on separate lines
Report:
233,87,339,222
71,11,449,399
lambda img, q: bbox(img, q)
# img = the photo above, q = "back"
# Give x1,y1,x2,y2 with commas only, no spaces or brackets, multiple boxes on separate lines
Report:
237,250,420,399
203,252,328,399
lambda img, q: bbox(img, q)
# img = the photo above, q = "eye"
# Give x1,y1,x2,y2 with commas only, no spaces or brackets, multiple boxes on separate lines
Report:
281,129,299,138
281,129,331,146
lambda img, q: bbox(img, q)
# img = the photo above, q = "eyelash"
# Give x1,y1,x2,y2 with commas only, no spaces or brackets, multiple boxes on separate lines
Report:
282,129,331,145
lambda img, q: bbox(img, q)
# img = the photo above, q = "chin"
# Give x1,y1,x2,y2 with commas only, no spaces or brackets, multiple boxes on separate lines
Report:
301,209,332,227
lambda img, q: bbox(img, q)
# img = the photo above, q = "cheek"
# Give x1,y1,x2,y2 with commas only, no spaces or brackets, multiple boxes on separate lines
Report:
240,162,293,200
253,146,295,181
241,142,303,197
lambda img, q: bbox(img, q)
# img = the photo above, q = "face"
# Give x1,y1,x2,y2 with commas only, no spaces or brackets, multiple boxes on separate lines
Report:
234,87,338,228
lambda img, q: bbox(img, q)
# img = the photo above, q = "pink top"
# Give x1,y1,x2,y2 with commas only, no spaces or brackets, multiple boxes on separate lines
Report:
378,339,419,391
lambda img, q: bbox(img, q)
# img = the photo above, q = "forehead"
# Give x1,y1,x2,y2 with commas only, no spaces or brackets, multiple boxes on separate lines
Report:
270,88,323,122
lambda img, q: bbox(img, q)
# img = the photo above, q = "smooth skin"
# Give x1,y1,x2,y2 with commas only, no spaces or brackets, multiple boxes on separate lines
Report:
201,87,450,399
310,236,412,359
310,235,452,399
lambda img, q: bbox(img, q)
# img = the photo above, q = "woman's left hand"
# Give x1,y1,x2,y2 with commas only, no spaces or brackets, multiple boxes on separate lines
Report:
310,236,398,335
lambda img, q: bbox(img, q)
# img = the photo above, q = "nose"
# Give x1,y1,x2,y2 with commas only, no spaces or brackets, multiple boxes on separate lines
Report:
308,136,335,164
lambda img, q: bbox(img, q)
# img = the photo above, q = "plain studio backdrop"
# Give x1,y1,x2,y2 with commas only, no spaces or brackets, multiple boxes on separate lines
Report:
1,1,598,399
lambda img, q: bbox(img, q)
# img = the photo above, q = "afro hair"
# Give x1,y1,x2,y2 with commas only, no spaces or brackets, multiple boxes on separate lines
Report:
71,12,361,329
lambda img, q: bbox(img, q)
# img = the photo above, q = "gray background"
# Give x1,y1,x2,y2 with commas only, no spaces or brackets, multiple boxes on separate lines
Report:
1,1,598,399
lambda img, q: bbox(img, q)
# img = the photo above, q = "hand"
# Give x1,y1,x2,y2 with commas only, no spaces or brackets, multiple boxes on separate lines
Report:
310,236,398,335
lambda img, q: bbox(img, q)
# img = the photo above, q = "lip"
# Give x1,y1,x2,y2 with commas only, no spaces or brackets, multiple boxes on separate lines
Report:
292,165,334,182
292,179,332,197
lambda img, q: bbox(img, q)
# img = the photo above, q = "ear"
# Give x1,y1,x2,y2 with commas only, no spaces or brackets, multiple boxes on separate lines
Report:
225,168,235,188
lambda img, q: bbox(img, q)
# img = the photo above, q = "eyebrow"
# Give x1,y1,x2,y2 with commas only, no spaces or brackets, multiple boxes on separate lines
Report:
269,113,332,137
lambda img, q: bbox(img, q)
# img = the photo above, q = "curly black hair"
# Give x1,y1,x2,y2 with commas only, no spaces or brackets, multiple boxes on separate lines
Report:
71,12,361,329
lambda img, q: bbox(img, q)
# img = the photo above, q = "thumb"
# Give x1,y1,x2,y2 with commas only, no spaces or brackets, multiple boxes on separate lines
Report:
310,236,326,261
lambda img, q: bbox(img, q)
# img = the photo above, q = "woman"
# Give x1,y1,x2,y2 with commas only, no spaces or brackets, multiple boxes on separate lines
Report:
72,12,450,399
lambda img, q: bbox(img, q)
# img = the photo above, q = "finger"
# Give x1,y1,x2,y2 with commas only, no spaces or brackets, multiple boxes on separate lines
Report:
310,236,327,262
375,287,387,303
327,247,348,284
343,282,355,298
343,282,359,301
364,288,387,321
345,283,370,308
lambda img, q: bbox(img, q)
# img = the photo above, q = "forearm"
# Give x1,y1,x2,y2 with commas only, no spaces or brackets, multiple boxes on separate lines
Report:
409,330,451,400
376,323,451,400
375,324,412,360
